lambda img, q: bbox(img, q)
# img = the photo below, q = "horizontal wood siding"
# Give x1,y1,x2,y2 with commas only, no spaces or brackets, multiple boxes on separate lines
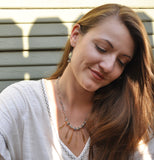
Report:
0,1,154,92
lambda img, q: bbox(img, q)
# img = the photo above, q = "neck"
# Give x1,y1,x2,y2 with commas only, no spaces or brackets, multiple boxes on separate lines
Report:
59,76,93,112
56,70,93,120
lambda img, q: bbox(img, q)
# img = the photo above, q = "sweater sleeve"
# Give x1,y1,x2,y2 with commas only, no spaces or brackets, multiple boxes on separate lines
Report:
133,138,154,160
0,82,26,160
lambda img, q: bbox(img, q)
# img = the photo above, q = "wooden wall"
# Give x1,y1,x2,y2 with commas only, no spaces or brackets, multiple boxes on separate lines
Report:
0,0,154,91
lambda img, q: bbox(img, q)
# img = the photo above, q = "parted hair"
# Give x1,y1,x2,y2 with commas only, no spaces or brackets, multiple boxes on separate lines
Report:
49,4,154,160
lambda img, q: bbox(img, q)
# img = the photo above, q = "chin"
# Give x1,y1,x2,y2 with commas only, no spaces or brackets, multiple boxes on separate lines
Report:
83,84,100,92
81,81,100,92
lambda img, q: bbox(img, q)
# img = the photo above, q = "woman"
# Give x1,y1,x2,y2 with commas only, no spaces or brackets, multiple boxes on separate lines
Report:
0,3,154,160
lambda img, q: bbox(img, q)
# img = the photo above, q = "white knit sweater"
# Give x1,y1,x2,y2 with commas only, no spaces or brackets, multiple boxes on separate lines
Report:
0,80,90,160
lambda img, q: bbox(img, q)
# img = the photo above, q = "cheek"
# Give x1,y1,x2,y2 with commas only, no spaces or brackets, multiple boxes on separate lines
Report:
111,68,123,81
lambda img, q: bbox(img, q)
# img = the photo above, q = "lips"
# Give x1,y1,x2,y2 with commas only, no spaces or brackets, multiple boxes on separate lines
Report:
89,67,104,80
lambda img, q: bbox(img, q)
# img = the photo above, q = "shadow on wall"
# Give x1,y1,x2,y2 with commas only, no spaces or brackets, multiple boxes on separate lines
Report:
0,19,23,91
0,17,69,91
28,17,69,79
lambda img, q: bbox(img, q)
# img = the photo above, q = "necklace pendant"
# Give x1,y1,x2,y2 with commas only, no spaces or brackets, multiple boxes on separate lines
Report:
68,130,74,144
81,129,86,144
65,127,70,139
59,123,65,129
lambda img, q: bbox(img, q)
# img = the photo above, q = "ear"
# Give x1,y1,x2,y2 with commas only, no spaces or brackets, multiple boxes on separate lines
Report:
70,24,81,47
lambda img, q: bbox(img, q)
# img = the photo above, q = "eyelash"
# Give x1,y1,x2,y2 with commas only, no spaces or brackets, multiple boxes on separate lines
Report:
95,44,128,67
95,45,107,53
118,59,125,67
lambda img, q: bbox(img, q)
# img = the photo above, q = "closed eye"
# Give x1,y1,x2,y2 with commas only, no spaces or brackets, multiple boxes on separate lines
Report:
95,45,107,53
118,59,129,67
118,59,125,67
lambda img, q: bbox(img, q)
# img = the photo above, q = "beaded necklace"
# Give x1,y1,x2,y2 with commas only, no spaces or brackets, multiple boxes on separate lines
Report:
56,78,87,144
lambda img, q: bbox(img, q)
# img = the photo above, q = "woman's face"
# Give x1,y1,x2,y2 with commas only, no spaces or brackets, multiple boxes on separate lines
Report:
69,16,134,92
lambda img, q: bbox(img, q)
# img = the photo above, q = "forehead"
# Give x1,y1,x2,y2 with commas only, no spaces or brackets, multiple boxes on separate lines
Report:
85,16,134,57
88,16,125,35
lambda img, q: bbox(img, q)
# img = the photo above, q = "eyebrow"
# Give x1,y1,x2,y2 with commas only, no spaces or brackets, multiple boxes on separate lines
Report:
122,54,132,60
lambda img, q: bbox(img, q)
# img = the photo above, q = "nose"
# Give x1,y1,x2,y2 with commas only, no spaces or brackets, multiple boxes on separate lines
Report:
99,55,116,73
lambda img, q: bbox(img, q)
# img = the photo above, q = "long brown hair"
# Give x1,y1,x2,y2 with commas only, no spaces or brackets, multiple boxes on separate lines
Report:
49,4,154,160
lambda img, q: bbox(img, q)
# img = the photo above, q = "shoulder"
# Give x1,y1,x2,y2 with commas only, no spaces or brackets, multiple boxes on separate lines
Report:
0,79,48,113
0,79,44,103
0,79,46,130
1,79,43,94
